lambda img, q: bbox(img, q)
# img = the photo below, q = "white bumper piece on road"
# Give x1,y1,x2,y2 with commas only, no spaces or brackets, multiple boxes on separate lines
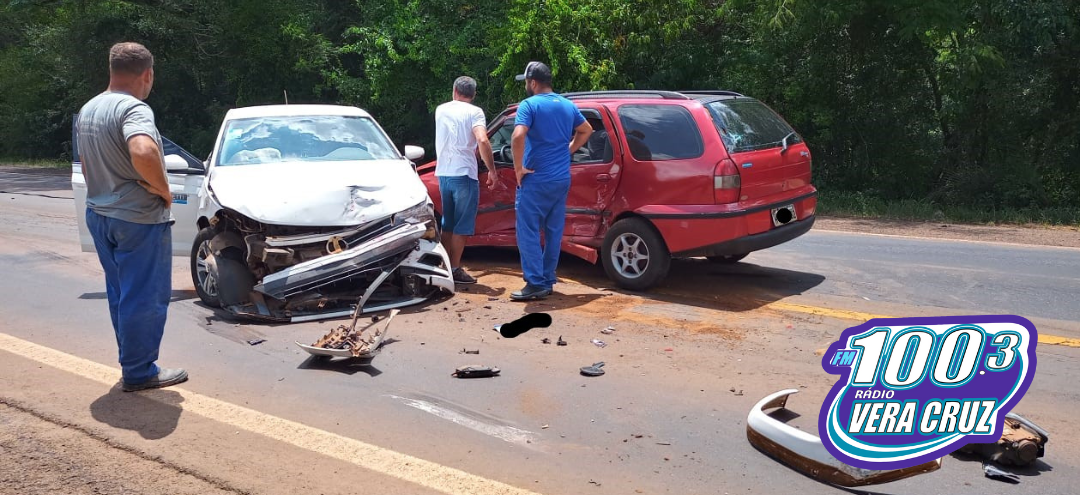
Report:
745,389,943,487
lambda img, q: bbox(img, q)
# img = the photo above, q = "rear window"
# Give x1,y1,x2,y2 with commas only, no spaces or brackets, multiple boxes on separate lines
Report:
705,99,800,153
616,105,704,161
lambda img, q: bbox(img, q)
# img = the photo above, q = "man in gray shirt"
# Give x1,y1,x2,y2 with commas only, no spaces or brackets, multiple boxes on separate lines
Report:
77,42,187,391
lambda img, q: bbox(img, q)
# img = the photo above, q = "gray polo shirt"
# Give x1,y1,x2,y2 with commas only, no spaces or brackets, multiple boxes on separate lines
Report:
77,91,172,224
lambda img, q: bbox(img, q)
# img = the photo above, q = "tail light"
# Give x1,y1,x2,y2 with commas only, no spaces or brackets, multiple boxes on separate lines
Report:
714,158,741,204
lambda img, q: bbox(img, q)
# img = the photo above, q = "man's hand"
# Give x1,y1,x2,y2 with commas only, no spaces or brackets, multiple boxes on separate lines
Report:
569,120,594,155
473,125,497,191
128,134,172,208
512,124,530,187
515,166,534,187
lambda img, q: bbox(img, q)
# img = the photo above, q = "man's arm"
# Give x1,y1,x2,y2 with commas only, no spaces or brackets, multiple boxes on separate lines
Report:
569,121,594,154
512,125,533,187
128,135,172,208
472,126,497,189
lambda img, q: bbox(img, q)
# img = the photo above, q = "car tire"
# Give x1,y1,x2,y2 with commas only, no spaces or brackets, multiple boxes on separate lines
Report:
706,253,749,264
191,227,222,308
601,218,671,291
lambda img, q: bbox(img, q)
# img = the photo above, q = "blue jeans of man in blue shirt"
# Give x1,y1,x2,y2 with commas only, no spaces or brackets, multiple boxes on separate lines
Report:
510,64,593,299
515,176,572,290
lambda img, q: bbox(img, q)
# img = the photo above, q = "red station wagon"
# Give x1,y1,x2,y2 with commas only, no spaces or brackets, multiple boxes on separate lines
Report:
417,90,817,290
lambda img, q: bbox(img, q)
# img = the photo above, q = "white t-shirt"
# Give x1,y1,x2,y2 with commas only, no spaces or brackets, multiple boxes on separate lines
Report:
434,100,487,179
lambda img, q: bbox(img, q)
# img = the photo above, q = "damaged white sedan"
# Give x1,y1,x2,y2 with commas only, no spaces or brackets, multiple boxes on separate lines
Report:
73,105,454,322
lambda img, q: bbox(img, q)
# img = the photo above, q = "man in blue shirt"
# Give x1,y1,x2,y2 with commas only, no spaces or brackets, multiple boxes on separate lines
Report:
510,61,593,300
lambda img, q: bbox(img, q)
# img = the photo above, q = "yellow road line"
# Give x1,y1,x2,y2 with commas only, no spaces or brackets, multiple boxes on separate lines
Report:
766,301,891,322
0,332,543,495
765,302,1080,348
1036,334,1080,348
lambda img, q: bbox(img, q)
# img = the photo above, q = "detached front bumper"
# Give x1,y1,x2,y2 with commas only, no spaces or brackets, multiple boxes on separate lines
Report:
746,389,943,487
255,222,428,300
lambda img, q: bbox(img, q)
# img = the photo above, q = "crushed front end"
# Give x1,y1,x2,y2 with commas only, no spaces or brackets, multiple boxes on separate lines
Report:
197,201,453,322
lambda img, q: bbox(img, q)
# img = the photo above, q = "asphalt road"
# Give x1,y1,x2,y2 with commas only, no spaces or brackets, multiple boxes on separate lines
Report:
1,168,1078,495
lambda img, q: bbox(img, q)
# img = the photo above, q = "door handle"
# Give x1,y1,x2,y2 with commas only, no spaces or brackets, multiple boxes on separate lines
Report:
799,151,810,157
596,174,612,182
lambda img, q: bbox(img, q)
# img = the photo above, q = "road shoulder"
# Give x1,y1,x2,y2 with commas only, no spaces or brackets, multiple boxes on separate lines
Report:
815,216,1080,249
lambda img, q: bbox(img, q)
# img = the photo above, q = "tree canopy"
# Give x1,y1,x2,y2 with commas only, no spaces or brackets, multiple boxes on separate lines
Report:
1,0,1077,210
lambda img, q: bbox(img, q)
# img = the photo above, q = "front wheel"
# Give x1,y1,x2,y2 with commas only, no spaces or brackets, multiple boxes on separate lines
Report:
601,218,671,291
190,227,221,308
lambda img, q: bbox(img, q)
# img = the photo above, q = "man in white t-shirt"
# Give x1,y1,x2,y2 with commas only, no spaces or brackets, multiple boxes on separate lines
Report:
435,76,496,284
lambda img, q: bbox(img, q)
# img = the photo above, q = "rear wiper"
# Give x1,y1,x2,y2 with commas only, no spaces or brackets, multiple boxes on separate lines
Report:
780,132,796,154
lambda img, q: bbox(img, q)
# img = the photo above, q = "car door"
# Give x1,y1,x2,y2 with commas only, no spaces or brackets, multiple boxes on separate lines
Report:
161,137,206,255
71,116,204,256
565,104,622,239
71,117,94,252
472,115,519,238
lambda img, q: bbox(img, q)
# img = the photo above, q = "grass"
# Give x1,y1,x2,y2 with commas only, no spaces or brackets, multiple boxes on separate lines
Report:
818,191,1080,227
0,157,70,169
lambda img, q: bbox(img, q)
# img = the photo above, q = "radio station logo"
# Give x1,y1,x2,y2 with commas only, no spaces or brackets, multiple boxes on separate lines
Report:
819,315,1038,470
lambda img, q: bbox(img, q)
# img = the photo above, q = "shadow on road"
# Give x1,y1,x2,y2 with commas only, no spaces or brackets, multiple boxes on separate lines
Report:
80,289,198,303
90,385,183,440
463,247,826,313
297,355,383,377
949,451,1053,477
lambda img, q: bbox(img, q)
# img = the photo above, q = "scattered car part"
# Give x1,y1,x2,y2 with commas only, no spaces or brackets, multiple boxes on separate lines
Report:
452,365,501,378
461,348,480,355
580,362,606,377
557,335,567,346
246,338,266,346
957,413,1048,467
296,275,398,359
982,463,1021,483
600,326,615,335
746,389,943,487
541,338,551,344
591,339,607,348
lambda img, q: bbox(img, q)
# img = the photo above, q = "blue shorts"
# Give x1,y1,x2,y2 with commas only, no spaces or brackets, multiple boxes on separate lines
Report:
438,175,479,235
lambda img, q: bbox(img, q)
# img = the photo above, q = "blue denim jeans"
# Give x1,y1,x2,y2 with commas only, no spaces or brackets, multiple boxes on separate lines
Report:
438,175,480,235
515,179,571,289
86,209,172,385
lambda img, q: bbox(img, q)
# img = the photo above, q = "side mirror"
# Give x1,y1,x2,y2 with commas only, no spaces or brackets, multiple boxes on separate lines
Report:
165,154,189,172
404,145,425,161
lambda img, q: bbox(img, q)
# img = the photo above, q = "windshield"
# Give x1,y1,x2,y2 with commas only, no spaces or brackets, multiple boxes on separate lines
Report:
705,99,801,153
216,115,401,166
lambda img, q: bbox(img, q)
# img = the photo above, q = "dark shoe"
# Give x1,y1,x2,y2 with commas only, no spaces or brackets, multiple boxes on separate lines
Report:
452,267,477,285
122,368,188,392
510,284,552,301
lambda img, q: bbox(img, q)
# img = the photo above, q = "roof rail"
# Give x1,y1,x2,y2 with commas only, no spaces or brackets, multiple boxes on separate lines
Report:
561,90,690,100
678,90,745,97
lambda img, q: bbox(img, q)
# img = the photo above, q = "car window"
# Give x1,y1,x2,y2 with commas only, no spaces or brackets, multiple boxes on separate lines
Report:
490,121,514,150
616,105,704,161
216,115,400,166
705,99,801,153
488,120,515,164
572,110,614,165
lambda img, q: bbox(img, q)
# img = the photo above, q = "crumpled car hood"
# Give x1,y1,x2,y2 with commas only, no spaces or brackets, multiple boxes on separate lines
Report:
208,160,427,226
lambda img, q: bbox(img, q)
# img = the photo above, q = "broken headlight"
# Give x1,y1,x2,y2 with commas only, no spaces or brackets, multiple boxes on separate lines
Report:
393,201,438,240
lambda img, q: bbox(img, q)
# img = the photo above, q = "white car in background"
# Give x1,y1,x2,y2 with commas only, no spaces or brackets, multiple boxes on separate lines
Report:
73,104,455,322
